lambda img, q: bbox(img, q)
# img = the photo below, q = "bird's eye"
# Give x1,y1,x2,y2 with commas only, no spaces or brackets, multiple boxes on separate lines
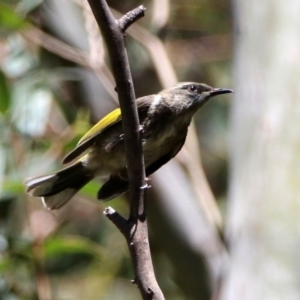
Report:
188,85,197,93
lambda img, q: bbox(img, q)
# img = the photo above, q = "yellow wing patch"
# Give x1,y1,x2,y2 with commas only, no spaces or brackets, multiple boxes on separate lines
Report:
78,108,121,146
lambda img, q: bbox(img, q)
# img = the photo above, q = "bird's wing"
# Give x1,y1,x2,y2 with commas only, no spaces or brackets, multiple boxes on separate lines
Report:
63,108,122,164
79,108,122,146
62,95,154,164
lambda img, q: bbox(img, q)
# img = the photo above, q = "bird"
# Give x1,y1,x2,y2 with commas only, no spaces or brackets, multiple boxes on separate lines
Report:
25,82,232,210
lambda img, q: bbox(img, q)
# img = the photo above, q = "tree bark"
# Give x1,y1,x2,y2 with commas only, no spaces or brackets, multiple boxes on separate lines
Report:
222,1,300,299
86,1,164,299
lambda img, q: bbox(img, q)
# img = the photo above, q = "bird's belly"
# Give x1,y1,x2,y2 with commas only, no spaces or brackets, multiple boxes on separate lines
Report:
143,137,172,164
143,124,183,165
84,145,127,177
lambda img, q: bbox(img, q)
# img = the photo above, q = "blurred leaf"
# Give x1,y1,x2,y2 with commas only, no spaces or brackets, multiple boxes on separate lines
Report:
63,110,91,153
0,197,14,221
2,179,24,196
80,181,101,199
0,259,11,274
0,70,10,113
44,236,103,259
0,3,27,31
73,109,92,136
2,35,38,77
12,84,52,137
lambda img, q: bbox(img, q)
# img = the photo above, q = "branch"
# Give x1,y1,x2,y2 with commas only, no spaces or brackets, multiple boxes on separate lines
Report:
103,207,129,236
118,5,145,32
22,26,117,102
86,1,164,299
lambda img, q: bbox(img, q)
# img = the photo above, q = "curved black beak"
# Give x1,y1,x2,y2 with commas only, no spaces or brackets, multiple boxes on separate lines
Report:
210,88,233,97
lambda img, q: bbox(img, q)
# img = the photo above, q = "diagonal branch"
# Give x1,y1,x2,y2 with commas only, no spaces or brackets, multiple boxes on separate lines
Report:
86,1,164,299
22,26,117,102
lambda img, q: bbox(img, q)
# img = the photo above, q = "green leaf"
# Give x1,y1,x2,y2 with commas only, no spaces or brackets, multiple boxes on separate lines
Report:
0,4,27,31
44,236,103,259
0,70,10,113
2,179,24,196
80,181,101,198
0,259,11,274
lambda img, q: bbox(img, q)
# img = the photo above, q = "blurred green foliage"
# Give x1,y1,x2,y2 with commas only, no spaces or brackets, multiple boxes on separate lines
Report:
0,0,232,299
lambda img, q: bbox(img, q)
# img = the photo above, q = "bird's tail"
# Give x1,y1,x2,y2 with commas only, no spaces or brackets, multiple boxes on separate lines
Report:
25,161,94,210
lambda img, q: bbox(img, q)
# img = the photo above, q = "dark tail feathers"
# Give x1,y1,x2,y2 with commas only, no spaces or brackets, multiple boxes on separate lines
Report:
25,161,93,210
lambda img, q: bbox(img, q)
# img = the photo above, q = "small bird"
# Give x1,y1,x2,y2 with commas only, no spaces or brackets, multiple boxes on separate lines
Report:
25,82,232,209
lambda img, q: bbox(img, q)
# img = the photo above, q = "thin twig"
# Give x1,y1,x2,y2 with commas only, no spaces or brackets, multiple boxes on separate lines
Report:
103,207,130,236
86,1,164,299
118,5,146,32
111,7,177,88
22,26,117,102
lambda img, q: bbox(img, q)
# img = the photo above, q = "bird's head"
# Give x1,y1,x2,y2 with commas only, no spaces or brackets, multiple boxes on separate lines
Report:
160,82,233,114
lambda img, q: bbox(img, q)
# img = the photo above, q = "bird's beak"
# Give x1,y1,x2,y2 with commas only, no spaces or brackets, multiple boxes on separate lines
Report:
209,88,233,97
